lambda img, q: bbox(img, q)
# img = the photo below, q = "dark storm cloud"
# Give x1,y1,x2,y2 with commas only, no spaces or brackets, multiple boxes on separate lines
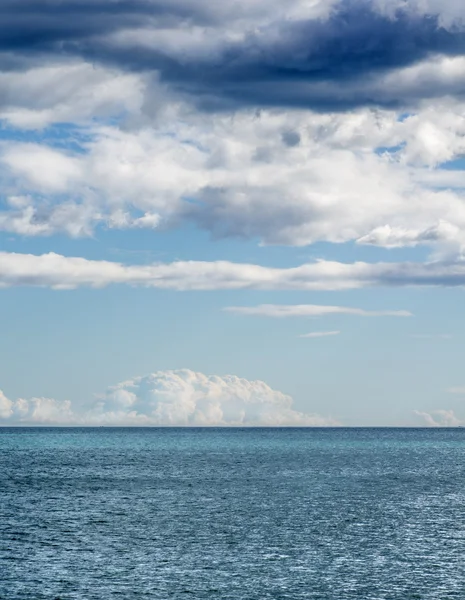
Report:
144,3,465,110
2,0,465,110
0,0,211,49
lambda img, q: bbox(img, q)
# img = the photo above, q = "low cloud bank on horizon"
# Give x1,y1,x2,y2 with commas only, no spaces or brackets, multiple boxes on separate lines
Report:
1,369,462,427
0,369,338,427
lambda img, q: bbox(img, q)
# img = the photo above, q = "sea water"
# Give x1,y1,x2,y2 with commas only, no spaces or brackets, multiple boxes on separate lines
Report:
1,427,464,599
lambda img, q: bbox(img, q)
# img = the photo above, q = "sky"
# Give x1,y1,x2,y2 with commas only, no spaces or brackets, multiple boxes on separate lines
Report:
1,0,465,427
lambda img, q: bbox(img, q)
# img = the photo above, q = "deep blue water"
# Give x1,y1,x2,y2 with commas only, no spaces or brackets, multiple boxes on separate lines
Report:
1,428,464,599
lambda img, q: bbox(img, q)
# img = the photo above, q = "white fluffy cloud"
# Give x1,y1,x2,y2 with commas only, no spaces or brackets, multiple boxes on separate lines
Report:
0,391,75,424
0,62,144,129
1,251,465,290
0,370,336,426
0,389,13,419
225,304,411,317
89,370,335,426
1,102,465,257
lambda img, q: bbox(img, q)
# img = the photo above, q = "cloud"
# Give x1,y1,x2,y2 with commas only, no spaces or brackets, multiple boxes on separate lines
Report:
1,5,465,257
139,5,465,112
2,105,465,256
414,409,462,427
0,369,337,426
225,304,411,317
447,387,465,394
0,389,13,419
0,62,143,128
0,197,101,237
299,331,340,339
356,222,464,250
2,251,465,291
1,1,465,112
0,391,74,424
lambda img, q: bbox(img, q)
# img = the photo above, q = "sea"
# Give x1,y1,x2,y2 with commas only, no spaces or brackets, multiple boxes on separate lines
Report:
1,427,464,599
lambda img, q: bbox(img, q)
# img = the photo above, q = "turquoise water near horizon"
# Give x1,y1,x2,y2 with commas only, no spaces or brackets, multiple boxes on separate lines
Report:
1,427,464,599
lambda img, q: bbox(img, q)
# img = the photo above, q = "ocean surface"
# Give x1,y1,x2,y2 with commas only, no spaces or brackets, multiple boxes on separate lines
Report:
1,428,464,599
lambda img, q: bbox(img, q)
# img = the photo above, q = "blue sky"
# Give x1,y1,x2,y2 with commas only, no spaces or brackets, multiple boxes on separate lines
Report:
1,0,465,426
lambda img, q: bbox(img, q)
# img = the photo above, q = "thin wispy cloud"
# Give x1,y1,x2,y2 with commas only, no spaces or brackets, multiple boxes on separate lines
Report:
225,304,412,317
299,331,341,339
